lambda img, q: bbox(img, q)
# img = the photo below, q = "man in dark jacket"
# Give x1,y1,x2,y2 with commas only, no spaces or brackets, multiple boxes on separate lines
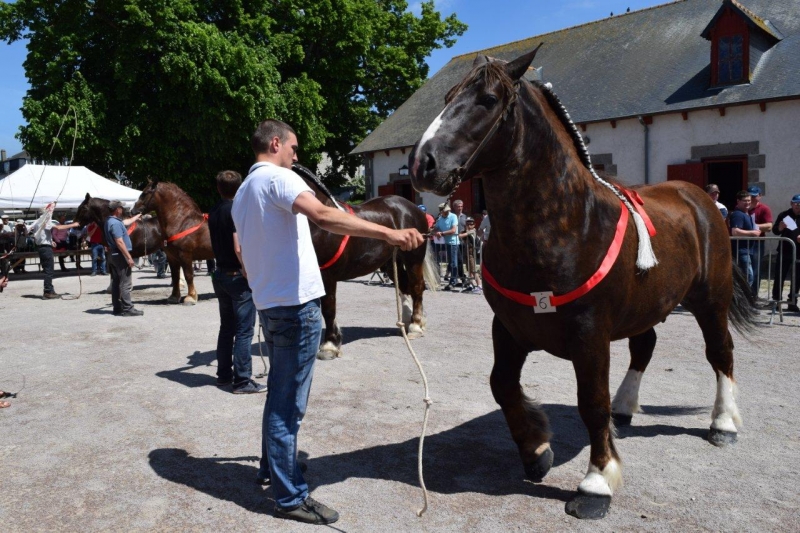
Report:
771,193,800,312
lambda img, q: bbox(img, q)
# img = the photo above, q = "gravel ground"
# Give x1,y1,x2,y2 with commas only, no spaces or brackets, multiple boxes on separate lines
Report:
0,268,798,532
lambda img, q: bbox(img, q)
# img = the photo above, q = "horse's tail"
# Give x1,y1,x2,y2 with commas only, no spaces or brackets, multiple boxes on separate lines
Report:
422,241,441,292
729,262,758,337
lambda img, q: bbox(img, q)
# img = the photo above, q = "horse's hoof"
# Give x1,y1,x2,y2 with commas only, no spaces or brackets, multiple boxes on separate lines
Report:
565,493,611,520
167,296,180,304
611,413,632,427
182,296,197,306
708,428,737,447
316,350,339,361
406,324,424,340
524,446,554,482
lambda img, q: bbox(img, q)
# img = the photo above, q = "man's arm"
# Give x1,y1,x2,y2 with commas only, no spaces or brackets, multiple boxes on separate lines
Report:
114,237,135,267
53,221,80,231
731,227,760,237
122,214,142,226
232,232,246,278
293,192,423,251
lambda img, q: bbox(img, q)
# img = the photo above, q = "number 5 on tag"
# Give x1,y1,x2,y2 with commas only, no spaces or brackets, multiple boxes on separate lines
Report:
532,292,556,313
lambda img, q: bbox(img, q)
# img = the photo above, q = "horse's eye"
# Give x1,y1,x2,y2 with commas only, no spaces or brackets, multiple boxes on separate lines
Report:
479,94,498,109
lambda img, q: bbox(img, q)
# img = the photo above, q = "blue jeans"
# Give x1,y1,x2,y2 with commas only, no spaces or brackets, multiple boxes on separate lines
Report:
749,241,764,297
212,271,256,384
446,244,459,286
736,253,753,289
257,299,322,510
90,243,106,274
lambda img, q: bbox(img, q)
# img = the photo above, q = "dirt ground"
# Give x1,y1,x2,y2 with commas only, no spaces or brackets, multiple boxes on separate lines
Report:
0,267,798,532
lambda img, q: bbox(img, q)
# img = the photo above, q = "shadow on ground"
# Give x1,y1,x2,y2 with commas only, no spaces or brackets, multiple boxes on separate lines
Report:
149,405,711,512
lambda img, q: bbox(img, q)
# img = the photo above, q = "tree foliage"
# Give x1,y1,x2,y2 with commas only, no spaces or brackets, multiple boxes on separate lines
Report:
0,0,465,204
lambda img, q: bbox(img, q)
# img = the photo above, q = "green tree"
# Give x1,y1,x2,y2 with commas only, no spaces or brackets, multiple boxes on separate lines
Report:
0,0,465,204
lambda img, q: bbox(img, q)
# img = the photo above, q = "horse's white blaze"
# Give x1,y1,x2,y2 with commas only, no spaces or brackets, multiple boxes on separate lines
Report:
711,372,741,432
413,106,449,175
611,369,643,416
578,458,622,497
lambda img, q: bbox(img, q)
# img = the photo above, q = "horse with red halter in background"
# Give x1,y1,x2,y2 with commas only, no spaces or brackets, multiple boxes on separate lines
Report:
75,194,165,258
292,164,439,360
409,47,756,519
132,181,214,304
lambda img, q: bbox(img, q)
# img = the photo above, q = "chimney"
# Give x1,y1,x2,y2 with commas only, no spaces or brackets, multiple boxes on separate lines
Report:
1,150,6,161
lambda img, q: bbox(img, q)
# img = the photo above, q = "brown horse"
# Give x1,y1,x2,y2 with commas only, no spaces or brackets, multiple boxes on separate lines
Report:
132,181,214,304
409,48,757,519
75,194,165,258
292,164,439,360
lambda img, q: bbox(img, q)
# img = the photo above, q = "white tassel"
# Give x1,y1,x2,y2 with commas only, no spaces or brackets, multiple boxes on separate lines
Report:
632,211,657,270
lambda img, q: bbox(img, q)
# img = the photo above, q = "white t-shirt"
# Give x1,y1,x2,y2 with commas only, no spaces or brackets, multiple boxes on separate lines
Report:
232,162,325,310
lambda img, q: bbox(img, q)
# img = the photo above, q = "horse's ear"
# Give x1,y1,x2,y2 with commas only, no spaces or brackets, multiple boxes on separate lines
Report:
85,193,91,200
472,54,489,67
503,43,544,81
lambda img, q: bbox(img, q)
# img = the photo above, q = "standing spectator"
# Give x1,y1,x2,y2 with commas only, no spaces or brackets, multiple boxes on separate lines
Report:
0,217,13,253
13,220,28,273
51,214,71,271
452,199,468,285
729,190,760,289
459,217,483,293
104,200,143,316
232,119,422,525
747,186,773,298
68,224,84,269
705,184,728,219
771,194,800,312
209,170,265,394
85,222,106,276
29,204,80,299
478,209,491,242
418,204,435,230
151,249,168,279
433,204,459,290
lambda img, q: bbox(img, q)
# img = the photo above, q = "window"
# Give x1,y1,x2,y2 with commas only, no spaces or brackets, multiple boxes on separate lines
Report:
718,35,744,84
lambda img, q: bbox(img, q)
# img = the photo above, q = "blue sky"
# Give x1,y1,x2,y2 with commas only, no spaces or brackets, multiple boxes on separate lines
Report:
0,0,669,156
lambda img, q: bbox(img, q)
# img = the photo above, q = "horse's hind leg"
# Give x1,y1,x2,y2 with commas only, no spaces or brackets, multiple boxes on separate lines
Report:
611,328,657,426
692,307,741,446
166,254,182,304
490,317,553,483
181,253,197,305
317,278,342,361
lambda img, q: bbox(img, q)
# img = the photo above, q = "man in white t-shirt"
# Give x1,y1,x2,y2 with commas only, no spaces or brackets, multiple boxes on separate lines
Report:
232,119,423,526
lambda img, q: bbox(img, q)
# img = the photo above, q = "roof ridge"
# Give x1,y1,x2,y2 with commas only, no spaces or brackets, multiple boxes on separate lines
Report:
450,0,686,62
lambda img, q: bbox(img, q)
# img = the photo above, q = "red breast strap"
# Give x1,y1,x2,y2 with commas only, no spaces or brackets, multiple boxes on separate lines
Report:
166,214,209,243
482,202,629,309
319,204,355,270
127,221,137,236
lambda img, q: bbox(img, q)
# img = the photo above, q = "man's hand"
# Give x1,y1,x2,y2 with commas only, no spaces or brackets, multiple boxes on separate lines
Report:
778,221,787,232
386,228,424,251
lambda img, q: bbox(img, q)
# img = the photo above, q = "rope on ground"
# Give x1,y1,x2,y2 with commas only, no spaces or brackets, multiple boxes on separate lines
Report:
392,247,432,517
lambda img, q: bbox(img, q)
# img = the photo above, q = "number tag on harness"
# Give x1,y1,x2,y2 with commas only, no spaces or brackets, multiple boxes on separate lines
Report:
532,292,556,313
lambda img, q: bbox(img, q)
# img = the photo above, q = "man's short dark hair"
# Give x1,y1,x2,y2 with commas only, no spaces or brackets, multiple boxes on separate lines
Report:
215,170,242,199
736,190,750,201
252,119,296,155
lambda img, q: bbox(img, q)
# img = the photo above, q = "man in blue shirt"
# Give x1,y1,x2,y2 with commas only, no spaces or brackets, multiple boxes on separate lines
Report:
433,204,460,290
104,200,143,316
728,190,761,290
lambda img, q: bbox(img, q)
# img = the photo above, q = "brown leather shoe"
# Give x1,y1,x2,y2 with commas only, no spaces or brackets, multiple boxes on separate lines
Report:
43,292,60,300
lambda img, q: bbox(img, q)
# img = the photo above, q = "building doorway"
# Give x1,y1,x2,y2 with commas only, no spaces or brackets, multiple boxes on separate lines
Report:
705,158,747,211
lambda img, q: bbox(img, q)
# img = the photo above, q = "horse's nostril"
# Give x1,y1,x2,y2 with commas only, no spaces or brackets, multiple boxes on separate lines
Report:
425,153,436,173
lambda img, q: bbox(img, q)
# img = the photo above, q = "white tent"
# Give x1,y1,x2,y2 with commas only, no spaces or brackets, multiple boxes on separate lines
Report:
0,164,141,210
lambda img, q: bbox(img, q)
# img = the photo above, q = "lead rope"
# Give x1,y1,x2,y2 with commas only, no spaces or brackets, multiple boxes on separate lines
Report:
391,248,432,517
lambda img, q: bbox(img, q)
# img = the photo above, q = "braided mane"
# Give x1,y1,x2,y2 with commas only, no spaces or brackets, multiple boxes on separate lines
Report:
292,164,342,209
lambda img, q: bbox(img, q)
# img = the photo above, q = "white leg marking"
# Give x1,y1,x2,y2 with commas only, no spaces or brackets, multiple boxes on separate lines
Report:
320,341,340,355
407,323,423,336
711,371,742,432
401,295,413,326
578,458,622,497
611,369,643,416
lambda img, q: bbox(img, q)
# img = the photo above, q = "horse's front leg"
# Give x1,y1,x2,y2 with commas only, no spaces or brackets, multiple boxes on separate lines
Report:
490,316,554,483
166,253,182,304
317,278,341,360
405,259,426,339
566,334,620,520
182,252,197,305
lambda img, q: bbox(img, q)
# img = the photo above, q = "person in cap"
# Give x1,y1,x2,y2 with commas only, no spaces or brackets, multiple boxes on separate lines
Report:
728,190,760,289
28,204,81,299
771,194,800,312
458,216,483,294
104,200,143,316
418,204,434,229
12,220,28,273
747,186,773,297
433,203,459,290
705,184,728,219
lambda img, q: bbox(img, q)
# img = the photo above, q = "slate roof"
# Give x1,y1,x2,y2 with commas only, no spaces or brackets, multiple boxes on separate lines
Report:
352,0,800,155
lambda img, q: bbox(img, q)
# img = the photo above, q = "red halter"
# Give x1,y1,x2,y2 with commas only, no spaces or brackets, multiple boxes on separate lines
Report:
319,204,355,270
482,199,636,311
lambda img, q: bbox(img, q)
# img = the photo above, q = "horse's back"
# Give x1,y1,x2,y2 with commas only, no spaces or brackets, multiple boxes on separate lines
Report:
354,195,429,233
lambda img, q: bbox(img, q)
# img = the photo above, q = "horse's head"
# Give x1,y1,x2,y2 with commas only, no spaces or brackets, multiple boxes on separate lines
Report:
75,193,111,227
74,193,93,226
132,178,159,215
410,46,542,196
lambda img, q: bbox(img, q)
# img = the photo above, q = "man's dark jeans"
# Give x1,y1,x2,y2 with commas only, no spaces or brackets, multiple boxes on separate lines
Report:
37,245,55,294
212,270,256,385
109,253,133,313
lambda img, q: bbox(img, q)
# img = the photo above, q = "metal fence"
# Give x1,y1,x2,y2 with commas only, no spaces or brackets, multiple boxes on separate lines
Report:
730,235,796,321
431,233,483,294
